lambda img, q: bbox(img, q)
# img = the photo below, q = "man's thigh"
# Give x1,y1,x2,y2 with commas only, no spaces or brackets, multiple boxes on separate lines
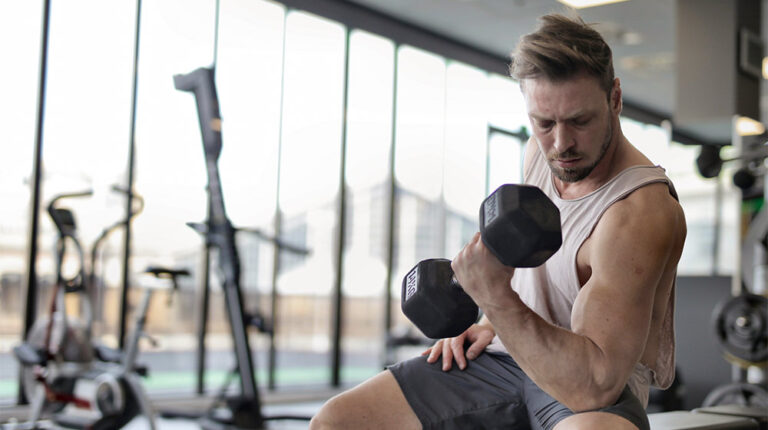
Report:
388,352,530,430
525,381,649,430
554,411,639,430
311,370,421,430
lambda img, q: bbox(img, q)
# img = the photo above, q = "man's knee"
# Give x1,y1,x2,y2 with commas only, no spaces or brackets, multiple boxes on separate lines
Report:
554,411,641,430
309,393,350,430
309,371,421,430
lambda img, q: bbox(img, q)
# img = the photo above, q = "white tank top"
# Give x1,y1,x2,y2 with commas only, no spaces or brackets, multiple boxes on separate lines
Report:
485,146,677,407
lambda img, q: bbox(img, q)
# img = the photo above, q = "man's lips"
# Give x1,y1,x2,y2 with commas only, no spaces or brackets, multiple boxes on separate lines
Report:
555,158,581,167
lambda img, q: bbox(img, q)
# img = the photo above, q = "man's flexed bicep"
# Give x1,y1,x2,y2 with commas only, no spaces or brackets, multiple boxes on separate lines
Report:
569,184,686,405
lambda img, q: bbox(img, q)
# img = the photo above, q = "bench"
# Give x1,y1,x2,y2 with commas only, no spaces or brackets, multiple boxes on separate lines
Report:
649,405,767,430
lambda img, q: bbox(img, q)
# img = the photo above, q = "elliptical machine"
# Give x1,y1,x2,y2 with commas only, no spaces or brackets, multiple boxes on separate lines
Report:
11,188,159,430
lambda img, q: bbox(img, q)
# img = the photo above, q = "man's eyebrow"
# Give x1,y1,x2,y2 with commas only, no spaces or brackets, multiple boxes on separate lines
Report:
529,111,590,122
528,113,551,121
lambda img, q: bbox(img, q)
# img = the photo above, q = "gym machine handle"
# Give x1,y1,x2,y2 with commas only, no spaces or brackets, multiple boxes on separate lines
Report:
47,190,93,238
173,67,222,161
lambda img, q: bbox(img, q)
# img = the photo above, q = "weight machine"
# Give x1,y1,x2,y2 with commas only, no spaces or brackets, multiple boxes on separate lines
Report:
695,121,768,409
168,66,310,429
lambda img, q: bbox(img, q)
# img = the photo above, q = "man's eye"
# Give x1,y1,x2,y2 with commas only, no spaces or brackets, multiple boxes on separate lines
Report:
538,121,554,129
573,118,590,126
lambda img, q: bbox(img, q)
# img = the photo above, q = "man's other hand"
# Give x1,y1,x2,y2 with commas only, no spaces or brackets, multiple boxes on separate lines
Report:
422,323,495,371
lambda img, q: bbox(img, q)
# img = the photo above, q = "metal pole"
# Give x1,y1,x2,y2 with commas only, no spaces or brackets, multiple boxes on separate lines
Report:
330,28,351,387
268,9,290,390
437,60,448,258
118,0,143,350
196,244,211,394
19,0,52,404
194,0,220,396
712,177,722,275
382,45,399,367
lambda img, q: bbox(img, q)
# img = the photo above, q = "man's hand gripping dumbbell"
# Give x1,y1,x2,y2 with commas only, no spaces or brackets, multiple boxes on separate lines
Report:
401,184,562,368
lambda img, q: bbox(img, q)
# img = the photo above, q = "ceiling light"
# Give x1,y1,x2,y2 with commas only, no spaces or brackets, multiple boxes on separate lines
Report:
736,116,766,136
557,0,630,9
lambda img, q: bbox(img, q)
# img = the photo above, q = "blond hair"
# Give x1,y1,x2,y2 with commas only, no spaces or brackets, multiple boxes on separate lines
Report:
510,14,615,96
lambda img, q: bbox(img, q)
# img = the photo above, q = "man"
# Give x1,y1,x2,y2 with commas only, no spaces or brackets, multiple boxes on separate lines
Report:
310,13,686,430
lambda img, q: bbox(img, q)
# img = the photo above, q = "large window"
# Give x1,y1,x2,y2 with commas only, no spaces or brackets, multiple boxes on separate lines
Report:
130,0,216,396
274,10,346,388
443,62,490,254
486,75,528,193
340,30,395,383
391,46,448,336
214,0,285,391
0,0,43,405
38,0,136,348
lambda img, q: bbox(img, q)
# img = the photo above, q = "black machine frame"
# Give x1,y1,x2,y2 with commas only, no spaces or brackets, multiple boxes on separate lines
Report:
173,66,311,429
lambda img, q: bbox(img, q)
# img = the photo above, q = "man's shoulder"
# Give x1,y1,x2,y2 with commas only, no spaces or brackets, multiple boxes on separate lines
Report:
599,182,686,246
619,179,681,214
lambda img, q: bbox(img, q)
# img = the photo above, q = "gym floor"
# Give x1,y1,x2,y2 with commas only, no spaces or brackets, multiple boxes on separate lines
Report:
122,401,322,429
1,395,327,429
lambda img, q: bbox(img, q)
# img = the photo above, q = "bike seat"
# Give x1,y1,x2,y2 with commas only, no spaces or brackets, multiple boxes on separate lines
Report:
145,266,190,279
92,344,149,376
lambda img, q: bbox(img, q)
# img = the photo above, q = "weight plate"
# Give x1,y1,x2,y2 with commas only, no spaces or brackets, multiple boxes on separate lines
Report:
713,293,768,366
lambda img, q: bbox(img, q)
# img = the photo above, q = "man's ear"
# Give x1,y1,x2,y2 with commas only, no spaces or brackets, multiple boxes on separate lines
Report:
611,78,622,114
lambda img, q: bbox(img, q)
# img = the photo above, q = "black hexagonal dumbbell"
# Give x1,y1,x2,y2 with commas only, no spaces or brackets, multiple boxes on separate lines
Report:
401,184,562,339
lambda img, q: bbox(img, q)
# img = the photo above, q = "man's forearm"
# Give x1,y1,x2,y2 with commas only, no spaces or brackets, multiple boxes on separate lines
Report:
477,314,494,329
483,295,624,412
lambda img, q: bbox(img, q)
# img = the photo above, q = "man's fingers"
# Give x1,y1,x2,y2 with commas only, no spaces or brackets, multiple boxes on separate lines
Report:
462,325,494,360
426,334,475,371
441,339,455,371
426,340,442,363
465,341,485,360
450,337,467,370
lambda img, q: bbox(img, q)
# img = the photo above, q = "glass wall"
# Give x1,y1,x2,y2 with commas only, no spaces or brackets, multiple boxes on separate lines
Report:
485,75,528,194
341,29,395,383
130,0,215,396
0,0,43,405
38,0,137,348
215,0,285,392
443,63,491,255
390,46,448,336
274,10,346,388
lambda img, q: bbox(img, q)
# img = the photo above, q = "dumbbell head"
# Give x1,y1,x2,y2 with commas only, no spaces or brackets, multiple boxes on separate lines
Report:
401,259,479,339
480,184,562,267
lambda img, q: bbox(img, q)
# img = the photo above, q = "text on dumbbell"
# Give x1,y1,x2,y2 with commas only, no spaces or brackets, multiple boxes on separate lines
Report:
484,191,499,227
405,266,419,302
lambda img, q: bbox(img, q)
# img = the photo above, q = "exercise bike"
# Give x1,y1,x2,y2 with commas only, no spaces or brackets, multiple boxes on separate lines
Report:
11,188,165,429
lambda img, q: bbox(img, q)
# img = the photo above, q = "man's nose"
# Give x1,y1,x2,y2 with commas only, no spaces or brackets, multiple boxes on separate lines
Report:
553,124,575,154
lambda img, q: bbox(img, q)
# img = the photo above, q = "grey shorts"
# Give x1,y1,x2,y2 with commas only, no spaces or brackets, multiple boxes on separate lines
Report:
388,351,649,430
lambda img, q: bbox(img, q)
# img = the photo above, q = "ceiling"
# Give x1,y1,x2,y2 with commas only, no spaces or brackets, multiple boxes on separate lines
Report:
345,0,767,144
